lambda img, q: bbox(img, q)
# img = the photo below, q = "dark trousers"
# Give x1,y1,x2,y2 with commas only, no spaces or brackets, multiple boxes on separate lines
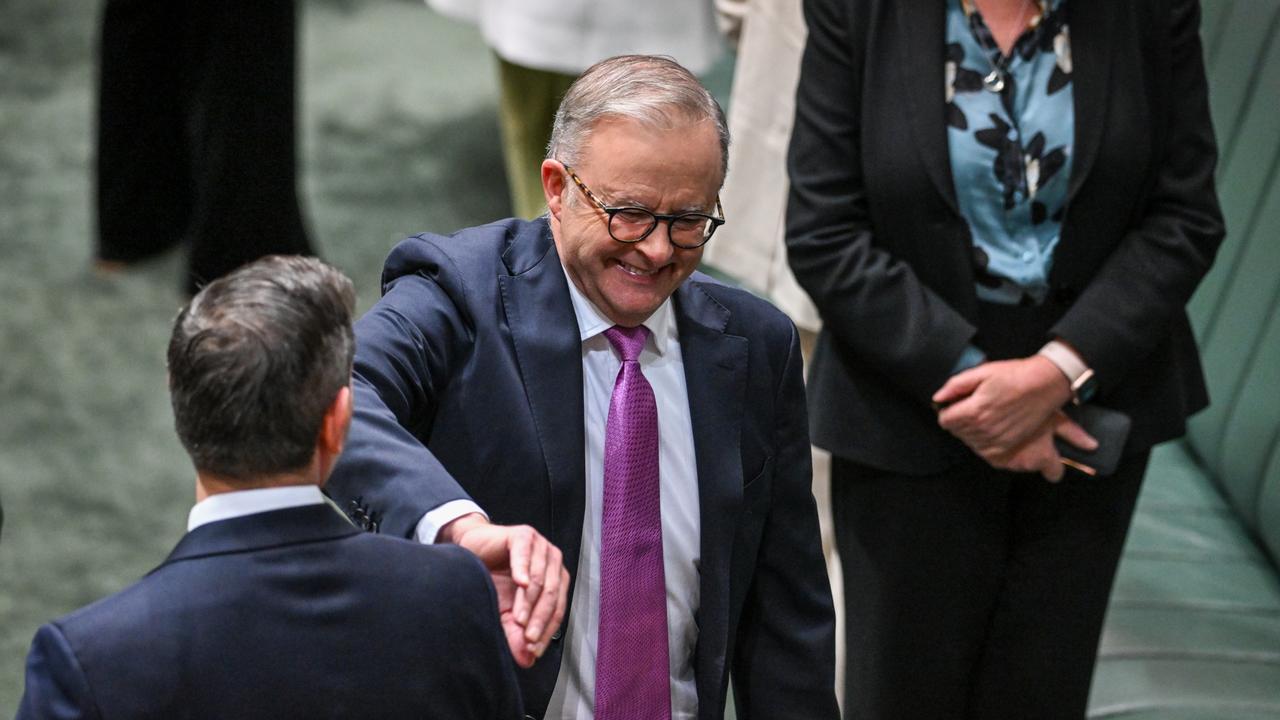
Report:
96,0,312,293
832,450,1149,720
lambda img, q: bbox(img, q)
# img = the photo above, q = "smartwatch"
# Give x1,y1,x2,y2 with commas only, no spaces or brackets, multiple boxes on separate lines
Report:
1070,368,1098,406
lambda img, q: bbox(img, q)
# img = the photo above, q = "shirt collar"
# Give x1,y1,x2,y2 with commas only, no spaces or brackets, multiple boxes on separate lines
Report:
187,485,326,532
561,264,675,357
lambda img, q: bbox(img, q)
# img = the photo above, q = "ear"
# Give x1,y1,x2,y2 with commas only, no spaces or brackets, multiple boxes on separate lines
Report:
542,159,567,219
318,385,353,459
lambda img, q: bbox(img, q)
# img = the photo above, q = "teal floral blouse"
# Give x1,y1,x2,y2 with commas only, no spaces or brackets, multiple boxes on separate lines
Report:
946,0,1074,306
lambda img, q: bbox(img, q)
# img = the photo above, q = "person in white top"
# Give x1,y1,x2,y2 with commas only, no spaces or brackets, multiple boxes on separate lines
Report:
423,0,725,220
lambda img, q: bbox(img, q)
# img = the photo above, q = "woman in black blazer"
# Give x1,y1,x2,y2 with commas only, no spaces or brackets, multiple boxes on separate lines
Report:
786,0,1223,717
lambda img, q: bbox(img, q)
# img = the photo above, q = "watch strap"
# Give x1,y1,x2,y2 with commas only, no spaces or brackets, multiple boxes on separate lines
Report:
1038,339,1095,405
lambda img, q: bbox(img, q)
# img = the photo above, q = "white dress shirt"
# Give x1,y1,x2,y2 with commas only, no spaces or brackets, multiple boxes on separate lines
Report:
187,485,326,531
543,273,701,720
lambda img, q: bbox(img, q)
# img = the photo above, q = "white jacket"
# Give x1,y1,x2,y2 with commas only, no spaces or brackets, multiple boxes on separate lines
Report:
704,0,819,331
427,0,723,76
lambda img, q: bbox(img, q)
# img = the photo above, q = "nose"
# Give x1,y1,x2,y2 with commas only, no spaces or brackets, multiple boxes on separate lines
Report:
634,221,676,264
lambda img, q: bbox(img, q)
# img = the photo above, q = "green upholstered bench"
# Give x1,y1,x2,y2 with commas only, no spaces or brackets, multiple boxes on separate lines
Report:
1087,1,1280,716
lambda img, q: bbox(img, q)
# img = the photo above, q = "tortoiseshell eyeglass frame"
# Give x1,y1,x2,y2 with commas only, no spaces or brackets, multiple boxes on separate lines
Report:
562,164,726,250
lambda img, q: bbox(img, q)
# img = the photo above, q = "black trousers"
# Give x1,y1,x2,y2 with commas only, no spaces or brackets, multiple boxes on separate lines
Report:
832,449,1149,720
96,0,312,293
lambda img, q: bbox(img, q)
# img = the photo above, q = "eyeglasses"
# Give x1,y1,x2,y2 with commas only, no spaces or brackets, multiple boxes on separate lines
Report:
563,165,726,249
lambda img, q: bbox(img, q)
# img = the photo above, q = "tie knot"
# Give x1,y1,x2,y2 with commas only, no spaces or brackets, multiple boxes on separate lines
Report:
604,325,649,362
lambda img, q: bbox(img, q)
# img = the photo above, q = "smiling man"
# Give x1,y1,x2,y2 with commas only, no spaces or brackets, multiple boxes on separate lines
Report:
323,55,838,720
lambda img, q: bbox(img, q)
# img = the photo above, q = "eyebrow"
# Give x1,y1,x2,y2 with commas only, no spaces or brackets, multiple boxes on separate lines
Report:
606,192,714,214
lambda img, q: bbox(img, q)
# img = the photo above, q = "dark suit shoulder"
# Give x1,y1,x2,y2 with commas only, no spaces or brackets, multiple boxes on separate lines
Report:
50,571,171,656
685,272,799,345
52,532,494,649
348,532,491,589
37,529,515,719
383,217,552,287
341,534,503,625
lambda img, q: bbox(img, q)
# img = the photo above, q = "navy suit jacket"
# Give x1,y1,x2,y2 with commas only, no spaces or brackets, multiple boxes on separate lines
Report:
17,504,522,720
325,218,838,720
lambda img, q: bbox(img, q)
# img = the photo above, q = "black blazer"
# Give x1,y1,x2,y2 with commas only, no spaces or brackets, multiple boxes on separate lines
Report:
324,218,839,720
16,505,522,720
786,0,1225,474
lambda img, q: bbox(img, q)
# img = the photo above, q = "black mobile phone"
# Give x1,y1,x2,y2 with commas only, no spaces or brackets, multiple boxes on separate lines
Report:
1055,404,1132,477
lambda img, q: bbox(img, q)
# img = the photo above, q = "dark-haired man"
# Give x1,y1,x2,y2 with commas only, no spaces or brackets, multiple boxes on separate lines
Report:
17,256,522,720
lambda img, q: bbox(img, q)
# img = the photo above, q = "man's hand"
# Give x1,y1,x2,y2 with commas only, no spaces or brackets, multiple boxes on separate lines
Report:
932,356,1074,457
439,513,570,668
981,411,1098,481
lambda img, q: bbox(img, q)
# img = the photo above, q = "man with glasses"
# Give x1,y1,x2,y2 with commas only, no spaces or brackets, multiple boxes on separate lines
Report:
325,55,838,720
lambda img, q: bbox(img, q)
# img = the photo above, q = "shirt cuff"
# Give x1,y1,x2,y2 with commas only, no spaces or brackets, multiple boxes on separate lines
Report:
950,344,987,376
414,500,487,544
1037,339,1090,385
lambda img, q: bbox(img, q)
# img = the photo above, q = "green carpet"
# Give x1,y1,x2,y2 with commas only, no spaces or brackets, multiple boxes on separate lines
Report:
0,0,731,713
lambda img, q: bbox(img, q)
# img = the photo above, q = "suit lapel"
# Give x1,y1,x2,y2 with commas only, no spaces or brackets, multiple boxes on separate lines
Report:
895,0,960,215
674,280,748,710
497,222,587,591
1065,0,1113,203
159,505,360,569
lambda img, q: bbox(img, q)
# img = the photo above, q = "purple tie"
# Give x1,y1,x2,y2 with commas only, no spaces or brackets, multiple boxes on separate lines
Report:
596,325,671,720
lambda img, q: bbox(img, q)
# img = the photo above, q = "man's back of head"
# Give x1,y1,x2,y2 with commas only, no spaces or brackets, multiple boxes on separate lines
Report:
168,254,355,486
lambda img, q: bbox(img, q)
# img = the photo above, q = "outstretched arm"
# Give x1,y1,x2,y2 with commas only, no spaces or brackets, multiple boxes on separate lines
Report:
325,246,567,667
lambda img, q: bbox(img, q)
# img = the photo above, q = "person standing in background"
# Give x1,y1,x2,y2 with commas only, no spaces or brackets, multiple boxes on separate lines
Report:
423,0,725,220
702,0,849,707
786,0,1223,717
705,0,818,339
95,0,314,294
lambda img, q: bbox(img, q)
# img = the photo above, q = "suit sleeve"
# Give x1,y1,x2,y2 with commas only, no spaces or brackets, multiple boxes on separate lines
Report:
430,546,524,719
16,624,103,720
1050,0,1224,390
472,553,524,720
731,323,840,719
325,241,478,538
785,0,977,402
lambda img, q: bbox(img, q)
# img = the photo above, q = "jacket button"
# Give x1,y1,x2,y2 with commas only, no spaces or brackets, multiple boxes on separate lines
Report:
552,627,563,641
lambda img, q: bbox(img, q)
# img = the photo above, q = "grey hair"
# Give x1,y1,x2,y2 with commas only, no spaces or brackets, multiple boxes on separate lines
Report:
167,255,356,481
547,55,730,180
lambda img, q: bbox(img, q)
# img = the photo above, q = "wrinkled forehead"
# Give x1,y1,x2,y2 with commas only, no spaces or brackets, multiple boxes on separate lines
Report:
577,114,726,184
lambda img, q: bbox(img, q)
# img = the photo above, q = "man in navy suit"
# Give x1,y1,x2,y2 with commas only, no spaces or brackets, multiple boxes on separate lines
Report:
324,55,839,720
17,255,523,719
